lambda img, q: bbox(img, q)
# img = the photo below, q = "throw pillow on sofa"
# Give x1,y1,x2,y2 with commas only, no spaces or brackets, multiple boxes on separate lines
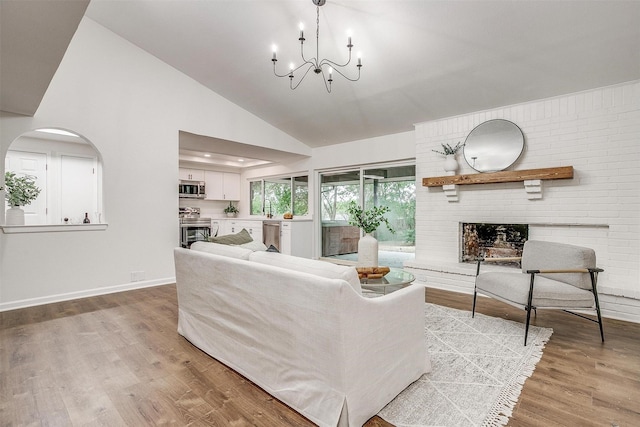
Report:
249,251,362,295
209,228,253,245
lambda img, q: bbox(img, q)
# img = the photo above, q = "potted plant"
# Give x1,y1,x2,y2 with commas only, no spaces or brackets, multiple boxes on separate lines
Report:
2,171,41,225
223,202,239,218
432,141,464,175
346,201,395,267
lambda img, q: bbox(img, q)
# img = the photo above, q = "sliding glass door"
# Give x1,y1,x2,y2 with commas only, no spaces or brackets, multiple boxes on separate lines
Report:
320,170,360,258
319,164,415,265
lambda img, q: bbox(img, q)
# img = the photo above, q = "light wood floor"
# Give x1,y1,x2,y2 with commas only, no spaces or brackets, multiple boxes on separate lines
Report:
1,284,639,426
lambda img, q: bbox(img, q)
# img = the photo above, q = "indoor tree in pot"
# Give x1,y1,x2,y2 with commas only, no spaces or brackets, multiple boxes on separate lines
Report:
2,171,41,225
346,201,395,267
224,201,239,218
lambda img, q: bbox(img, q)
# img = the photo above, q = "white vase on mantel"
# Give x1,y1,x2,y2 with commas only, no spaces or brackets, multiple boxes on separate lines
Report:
357,233,379,267
5,206,25,225
443,154,458,175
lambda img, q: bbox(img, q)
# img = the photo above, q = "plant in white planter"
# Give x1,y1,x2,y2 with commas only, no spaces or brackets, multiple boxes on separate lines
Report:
224,202,239,217
3,171,41,225
432,141,464,175
346,201,395,267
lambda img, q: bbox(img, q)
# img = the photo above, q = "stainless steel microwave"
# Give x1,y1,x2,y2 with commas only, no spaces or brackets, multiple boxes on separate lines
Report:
179,180,206,199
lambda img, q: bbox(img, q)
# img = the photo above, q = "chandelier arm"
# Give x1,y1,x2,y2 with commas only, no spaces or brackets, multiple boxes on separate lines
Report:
290,64,316,90
299,42,319,69
319,69,332,93
327,65,361,82
318,51,352,69
274,59,315,78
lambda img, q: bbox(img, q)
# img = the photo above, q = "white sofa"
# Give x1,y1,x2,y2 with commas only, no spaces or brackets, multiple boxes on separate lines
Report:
174,242,430,427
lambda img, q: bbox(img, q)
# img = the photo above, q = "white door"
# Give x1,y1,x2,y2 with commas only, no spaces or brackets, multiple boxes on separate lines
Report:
60,155,97,223
5,150,48,224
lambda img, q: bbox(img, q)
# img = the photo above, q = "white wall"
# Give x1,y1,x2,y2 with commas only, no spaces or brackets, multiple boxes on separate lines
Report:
0,17,310,309
409,81,640,320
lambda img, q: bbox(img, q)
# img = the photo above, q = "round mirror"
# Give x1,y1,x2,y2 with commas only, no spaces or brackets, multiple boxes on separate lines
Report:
463,119,524,172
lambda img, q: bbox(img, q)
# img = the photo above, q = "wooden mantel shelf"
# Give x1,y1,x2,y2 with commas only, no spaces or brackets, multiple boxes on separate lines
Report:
422,166,574,187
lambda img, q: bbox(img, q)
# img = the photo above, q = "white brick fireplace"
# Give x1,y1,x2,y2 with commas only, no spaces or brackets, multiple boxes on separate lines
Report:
408,81,640,322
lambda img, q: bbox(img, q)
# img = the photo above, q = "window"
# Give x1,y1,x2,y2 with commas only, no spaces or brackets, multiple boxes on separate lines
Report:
3,128,103,226
250,174,308,217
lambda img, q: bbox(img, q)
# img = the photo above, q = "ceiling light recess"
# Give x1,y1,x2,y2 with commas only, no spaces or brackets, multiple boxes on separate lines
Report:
271,0,361,93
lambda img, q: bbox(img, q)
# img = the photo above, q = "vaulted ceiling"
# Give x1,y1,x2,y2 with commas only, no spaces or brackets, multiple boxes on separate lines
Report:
3,1,640,150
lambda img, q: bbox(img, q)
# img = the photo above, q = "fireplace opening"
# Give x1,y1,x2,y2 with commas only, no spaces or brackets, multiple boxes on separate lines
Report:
461,223,528,264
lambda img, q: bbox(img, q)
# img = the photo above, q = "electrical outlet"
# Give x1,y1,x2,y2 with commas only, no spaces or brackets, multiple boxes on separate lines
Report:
130,271,145,282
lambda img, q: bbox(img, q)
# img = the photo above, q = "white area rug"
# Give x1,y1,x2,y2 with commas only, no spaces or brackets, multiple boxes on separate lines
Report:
378,303,553,427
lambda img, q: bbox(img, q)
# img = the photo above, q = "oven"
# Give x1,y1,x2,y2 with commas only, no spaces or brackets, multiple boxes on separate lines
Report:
179,207,212,248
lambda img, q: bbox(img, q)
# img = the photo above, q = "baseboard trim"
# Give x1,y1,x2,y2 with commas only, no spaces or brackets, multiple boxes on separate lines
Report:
0,277,176,312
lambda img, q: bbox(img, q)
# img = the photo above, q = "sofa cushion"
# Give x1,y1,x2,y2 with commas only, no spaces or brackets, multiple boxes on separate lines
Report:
190,241,253,260
210,228,253,245
249,251,362,294
238,240,268,252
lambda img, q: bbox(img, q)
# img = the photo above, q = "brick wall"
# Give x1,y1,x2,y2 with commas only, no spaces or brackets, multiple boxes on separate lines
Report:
410,81,640,313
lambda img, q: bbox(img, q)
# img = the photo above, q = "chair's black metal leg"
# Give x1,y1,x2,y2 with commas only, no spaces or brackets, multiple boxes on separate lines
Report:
524,273,537,346
472,258,482,318
524,307,531,346
472,289,477,318
591,270,605,342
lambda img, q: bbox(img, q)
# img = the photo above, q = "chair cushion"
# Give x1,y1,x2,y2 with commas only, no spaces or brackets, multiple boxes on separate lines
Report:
249,251,362,295
476,272,595,309
521,240,596,290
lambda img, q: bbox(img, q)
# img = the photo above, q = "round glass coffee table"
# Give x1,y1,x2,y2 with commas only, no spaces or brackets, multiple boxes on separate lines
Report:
360,268,415,295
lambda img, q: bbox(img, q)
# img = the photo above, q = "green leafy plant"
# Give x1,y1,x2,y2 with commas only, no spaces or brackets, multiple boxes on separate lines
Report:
432,141,464,156
346,201,395,234
3,171,41,207
223,202,239,214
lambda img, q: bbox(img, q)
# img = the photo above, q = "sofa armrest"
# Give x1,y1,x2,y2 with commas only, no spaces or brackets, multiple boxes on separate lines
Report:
339,284,429,425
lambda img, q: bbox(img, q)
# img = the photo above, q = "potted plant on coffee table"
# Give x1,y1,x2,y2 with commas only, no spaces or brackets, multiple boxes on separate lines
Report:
346,201,395,267
2,171,41,225
224,202,239,218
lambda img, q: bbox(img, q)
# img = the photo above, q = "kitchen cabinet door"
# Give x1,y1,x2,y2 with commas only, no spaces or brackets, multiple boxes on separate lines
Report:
204,171,224,200
179,168,205,181
223,172,240,200
281,221,312,258
204,171,240,200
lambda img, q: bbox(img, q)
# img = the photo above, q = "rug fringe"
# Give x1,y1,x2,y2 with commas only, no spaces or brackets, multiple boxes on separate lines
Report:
481,329,553,427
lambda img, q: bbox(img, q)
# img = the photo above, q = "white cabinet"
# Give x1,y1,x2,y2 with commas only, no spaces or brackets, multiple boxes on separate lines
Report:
280,220,313,258
179,168,204,181
204,171,240,201
204,171,224,200
223,172,240,200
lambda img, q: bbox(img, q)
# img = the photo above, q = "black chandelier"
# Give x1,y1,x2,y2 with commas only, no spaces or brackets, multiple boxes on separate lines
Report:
271,0,362,93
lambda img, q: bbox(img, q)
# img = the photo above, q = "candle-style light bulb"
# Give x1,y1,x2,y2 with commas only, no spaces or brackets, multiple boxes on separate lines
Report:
289,63,295,71
299,22,304,39
357,51,362,67
272,44,277,60
328,67,333,80
347,29,353,47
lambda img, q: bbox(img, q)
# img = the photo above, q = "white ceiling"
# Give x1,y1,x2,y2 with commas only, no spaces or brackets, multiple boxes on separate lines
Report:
84,0,640,148
2,1,639,154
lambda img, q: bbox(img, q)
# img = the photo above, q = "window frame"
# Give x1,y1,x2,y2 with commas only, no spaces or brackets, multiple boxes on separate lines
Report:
249,173,309,217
